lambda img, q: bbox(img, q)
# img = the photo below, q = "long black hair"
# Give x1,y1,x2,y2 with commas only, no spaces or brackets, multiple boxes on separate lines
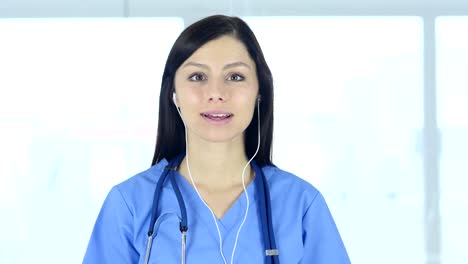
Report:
151,15,274,167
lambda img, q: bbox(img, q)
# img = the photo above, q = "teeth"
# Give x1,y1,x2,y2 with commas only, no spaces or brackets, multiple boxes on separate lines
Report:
204,113,231,118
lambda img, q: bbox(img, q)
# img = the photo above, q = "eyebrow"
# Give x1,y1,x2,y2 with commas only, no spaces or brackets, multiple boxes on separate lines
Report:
182,61,252,70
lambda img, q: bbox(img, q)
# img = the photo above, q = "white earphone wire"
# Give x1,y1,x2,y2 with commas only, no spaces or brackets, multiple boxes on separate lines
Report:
174,98,227,263
174,94,261,264
230,98,261,263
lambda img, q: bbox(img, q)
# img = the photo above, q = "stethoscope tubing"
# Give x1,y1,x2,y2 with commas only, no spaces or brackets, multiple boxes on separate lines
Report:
145,153,279,263
252,161,280,264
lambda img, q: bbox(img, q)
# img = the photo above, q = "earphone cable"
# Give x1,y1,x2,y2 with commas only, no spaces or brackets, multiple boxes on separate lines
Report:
230,99,261,263
174,98,261,264
176,104,228,264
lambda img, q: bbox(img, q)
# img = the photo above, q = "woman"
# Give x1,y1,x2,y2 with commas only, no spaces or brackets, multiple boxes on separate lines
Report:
84,15,350,263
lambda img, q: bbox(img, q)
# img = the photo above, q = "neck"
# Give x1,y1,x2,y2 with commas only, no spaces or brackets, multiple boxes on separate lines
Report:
178,134,254,191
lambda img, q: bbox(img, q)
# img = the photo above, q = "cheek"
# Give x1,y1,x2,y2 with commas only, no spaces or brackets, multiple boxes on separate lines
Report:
236,96,257,121
174,82,201,109
181,93,202,113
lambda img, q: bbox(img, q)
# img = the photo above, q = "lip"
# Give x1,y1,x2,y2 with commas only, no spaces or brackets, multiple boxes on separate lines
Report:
201,110,233,115
200,110,234,126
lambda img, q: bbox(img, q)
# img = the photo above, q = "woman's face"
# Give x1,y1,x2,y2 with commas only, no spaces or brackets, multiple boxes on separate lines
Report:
174,35,259,144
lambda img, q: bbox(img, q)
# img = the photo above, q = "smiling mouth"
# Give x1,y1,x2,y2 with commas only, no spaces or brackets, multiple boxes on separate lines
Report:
200,113,234,120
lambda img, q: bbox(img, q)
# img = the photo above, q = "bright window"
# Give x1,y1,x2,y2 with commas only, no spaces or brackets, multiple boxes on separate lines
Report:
436,16,468,264
0,18,184,263
245,17,424,264
0,16,431,263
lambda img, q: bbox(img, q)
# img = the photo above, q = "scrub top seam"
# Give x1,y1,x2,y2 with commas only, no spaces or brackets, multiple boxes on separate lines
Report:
113,185,141,258
302,190,320,219
115,185,134,218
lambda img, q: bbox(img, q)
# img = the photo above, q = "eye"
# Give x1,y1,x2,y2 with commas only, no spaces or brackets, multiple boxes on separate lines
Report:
188,72,207,82
227,73,245,82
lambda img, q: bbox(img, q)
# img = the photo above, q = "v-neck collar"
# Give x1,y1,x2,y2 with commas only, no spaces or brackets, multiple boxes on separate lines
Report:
173,167,260,241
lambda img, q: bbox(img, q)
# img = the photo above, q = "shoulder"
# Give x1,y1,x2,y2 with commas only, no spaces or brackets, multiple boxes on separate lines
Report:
262,165,319,196
84,161,171,262
261,165,320,213
110,159,169,211
118,159,168,187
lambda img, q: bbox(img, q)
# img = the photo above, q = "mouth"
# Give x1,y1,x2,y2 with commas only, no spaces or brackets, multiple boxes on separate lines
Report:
201,113,233,120
200,111,234,125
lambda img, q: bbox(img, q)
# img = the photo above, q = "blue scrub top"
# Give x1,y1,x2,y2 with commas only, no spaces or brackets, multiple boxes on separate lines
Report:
83,159,351,263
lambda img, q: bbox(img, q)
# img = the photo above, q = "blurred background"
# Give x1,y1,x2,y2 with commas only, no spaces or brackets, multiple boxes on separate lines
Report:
0,0,467,263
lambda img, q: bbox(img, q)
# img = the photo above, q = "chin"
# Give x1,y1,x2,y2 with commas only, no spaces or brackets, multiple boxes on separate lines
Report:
206,134,243,143
196,130,244,144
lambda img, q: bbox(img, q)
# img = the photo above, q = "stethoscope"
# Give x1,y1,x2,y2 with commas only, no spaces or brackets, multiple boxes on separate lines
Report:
143,152,280,264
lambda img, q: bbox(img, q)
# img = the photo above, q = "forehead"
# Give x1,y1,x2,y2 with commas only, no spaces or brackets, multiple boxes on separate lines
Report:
183,35,255,67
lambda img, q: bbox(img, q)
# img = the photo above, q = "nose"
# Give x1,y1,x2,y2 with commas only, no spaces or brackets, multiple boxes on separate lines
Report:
209,96,224,102
207,79,228,103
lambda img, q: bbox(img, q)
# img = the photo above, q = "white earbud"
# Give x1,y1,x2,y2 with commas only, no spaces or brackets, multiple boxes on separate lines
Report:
172,92,178,107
